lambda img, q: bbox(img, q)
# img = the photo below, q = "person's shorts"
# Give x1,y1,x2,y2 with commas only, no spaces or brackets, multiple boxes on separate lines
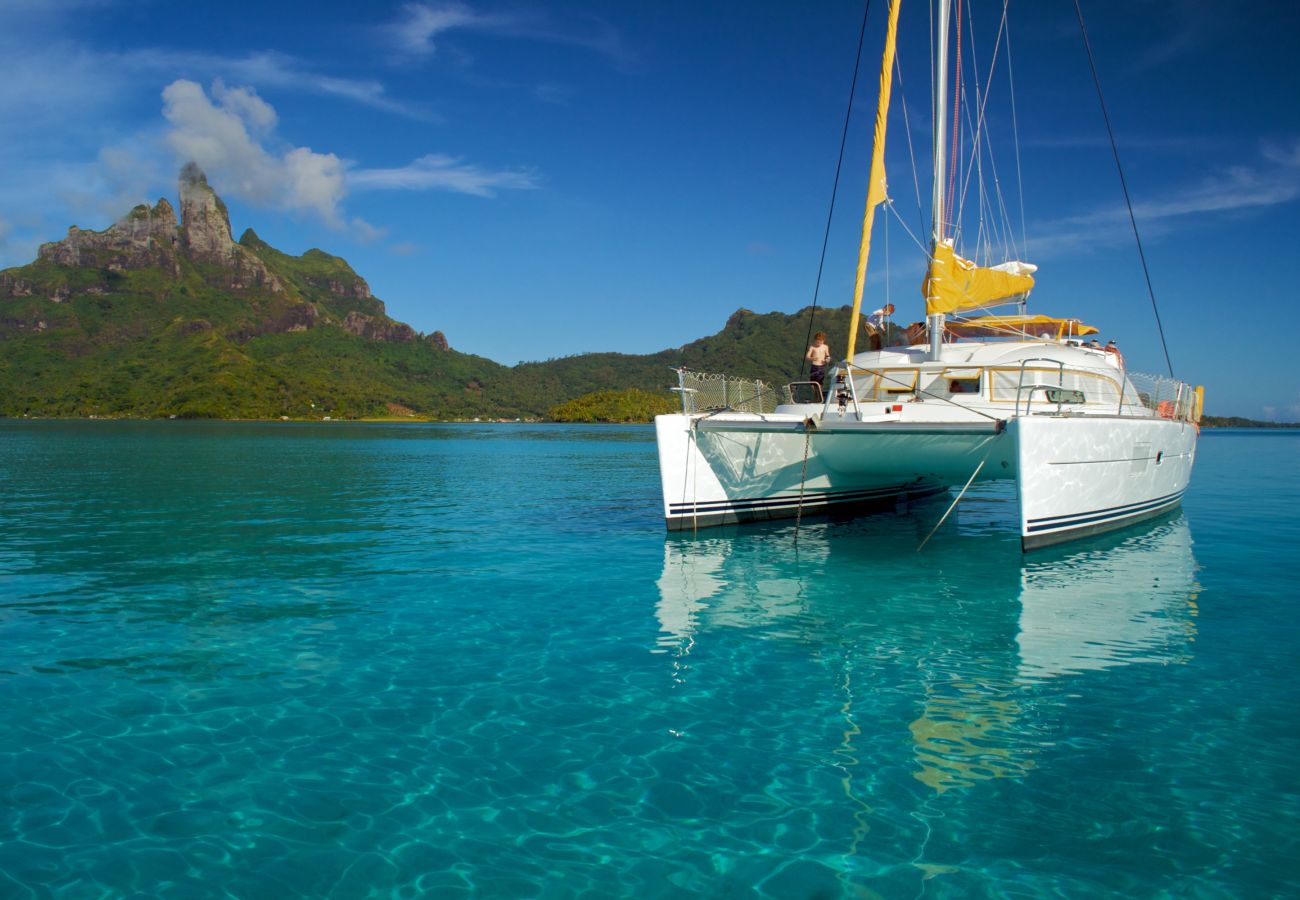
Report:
810,365,826,382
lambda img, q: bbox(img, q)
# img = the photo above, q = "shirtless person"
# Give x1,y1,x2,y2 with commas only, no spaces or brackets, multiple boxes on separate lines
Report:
806,332,832,393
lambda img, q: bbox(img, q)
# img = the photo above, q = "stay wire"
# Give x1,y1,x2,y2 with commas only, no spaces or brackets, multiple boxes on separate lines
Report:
798,0,874,380
1073,0,1174,377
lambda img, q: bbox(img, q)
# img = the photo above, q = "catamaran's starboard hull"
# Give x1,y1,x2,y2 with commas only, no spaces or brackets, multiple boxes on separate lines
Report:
1012,415,1197,549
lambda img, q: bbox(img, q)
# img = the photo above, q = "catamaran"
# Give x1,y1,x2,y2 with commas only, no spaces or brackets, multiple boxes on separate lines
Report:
653,0,1201,550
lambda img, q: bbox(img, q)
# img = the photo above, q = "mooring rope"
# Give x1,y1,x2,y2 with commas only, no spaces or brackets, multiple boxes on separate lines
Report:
916,438,996,551
793,423,814,546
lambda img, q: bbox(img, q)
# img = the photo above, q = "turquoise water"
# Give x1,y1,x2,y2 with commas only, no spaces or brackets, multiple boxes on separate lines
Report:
1,422,1297,898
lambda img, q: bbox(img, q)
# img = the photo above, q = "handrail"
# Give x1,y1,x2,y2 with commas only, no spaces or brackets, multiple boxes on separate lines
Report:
1015,358,1065,416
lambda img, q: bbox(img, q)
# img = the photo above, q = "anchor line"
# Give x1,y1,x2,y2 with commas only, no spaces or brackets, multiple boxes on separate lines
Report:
794,422,814,545
917,437,997,551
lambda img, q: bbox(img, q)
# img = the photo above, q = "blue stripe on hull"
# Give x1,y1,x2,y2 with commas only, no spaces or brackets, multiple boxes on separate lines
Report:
666,483,946,530
1022,493,1185,550
1026,490,1185,533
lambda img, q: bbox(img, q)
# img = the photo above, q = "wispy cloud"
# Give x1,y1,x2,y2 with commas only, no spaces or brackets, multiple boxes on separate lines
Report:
119,49,435,121
1021,133,1226,154
1126,3,1218,74
1262,395,1300,424
383,2,513,58
381,1,633,68
350,154,538,197
351,218,387,244
1027,139,1300,257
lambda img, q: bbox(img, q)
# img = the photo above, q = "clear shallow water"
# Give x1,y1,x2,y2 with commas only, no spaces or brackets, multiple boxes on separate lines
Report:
0,422,1296,899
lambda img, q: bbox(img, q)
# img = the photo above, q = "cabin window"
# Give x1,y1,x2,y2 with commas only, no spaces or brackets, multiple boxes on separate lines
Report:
880,370,918,394
988,368,1122,405
938,367,981,396
1043,387,1085,404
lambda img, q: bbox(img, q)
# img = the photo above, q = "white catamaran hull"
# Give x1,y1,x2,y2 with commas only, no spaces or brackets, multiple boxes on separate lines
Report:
656,412,1006,529
656,411,1196,550
1013,414,1196,549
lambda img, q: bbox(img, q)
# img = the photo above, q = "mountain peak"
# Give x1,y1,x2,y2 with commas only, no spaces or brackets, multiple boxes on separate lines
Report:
171,163,283,293
178,162,234,261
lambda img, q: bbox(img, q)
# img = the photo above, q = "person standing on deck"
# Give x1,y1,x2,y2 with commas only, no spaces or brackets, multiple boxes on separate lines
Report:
806,332,832,395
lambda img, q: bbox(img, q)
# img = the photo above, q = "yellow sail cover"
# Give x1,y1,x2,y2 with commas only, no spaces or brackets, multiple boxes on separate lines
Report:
945,315,1097,340
923,240,1036,315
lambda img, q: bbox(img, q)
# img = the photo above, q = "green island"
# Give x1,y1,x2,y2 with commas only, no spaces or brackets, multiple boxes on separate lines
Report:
1199,416,1298,429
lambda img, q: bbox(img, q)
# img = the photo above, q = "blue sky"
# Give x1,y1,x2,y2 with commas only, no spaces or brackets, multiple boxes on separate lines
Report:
1,0,1297,419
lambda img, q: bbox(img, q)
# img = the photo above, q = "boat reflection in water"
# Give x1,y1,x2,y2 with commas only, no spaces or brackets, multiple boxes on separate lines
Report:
655,512,1199,794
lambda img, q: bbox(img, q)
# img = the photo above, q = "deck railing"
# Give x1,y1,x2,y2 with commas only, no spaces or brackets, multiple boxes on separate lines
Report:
671,365,1200,423
1126,371,1198,422
671,369,784,414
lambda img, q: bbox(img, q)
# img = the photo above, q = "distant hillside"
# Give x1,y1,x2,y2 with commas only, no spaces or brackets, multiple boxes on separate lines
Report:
0,165,868,420
1200,416,1298,429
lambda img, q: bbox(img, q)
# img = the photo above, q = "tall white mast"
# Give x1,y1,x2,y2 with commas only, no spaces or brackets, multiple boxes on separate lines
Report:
928,0,951,360
932,0,950,244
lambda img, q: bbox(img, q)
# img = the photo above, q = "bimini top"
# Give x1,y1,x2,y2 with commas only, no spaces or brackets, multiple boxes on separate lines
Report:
945,314,1099,341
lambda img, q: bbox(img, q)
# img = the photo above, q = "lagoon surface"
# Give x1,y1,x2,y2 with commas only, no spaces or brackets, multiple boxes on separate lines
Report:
1,422,1297,898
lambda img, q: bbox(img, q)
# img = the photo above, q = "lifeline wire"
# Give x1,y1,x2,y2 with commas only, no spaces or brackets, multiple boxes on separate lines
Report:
1073,0,1174,377
798,0,874,381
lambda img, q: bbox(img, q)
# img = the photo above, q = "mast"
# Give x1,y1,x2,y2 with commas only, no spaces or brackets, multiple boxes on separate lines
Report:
845,0,903,363
927,0,951,360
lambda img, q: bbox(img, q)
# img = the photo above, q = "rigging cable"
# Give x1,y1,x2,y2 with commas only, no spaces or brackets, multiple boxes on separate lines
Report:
1005,7,1028,261
954,0,1013,262
798,0,874,380
1073,0,1175,377
944,0,964,235
893,54,928,239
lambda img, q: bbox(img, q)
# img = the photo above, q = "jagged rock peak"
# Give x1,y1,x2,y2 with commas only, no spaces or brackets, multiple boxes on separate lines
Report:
239,228,268,250
176,163,283,294
36,195,180,274
179,162,235,260
179,161,209,190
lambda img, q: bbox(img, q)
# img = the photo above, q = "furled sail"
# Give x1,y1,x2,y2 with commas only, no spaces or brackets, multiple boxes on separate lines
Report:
845,0,902,362
922,240,1037,315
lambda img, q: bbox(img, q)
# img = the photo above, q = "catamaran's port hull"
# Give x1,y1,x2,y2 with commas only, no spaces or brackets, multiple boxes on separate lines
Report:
655,413,1196,549
655,413,1011,531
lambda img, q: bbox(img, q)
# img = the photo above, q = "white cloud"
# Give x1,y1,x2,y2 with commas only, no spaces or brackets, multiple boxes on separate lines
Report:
211,79,277,134
162,79,347,225
390,241,419,256
156,80,537,232
350,154,537,197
